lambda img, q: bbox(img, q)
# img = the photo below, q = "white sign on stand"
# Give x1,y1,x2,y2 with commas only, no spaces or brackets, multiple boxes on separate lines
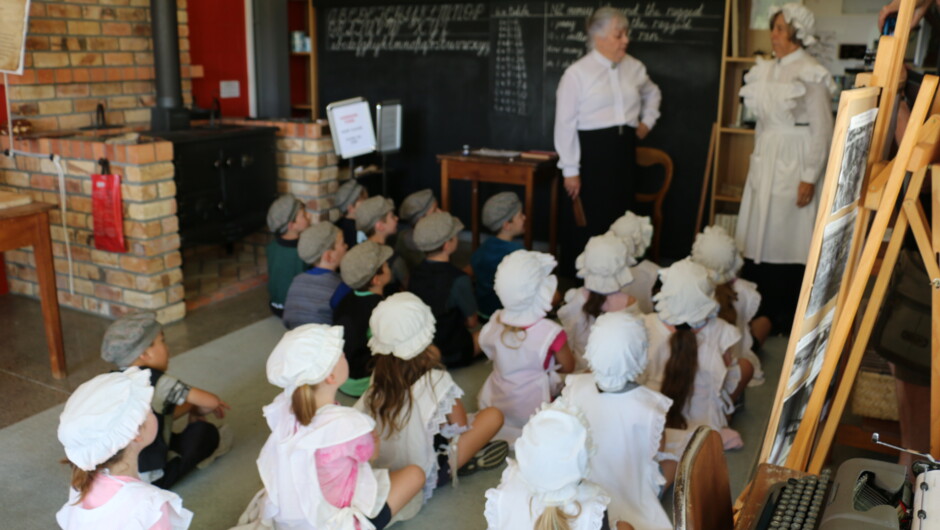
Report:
326,97,376,159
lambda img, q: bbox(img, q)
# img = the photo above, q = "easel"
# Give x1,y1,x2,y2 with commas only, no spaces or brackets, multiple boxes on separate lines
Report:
756,0,940,473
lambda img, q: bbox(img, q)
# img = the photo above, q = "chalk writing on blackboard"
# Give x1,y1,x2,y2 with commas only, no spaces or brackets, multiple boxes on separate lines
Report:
493,17,528,115
326,4,491,58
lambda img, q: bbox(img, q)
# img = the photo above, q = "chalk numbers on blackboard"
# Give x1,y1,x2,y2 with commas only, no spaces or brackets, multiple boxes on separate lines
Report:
494,18,528,116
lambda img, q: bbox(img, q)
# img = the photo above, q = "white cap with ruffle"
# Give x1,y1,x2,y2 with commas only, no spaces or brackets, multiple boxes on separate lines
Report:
585,311,648,391
769,3,817,46
515,400,593,507
267,324,345,392
494,250,558,327
58,367,154,471
608,210,653,259
653,258,719,328
690,225,744,285
369,292,436,360
576,233,635,295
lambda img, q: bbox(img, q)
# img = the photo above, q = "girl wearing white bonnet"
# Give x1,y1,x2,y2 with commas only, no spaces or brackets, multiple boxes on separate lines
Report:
558,233,639,372
736,2,836,332
561,312,673,530
238,323,424,530
484,401,629,529
56,368,193,529
355,293,508,523
639,259,745,454
609,210,660,313
478,250,575,443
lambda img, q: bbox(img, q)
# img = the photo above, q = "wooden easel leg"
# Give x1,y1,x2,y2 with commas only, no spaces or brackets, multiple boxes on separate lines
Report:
931,165,940,458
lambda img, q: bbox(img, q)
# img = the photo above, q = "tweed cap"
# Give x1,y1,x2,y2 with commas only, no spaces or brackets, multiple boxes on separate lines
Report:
355,196,395,233
413,211,464,251
340,241,393,289
399,189,437,224
482,192,522,232
335,179,365,213
101,311,162,368
267,194,304,234
298,222,341,265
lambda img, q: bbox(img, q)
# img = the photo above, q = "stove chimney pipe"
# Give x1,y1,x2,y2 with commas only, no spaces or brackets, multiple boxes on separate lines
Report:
150,0,189,131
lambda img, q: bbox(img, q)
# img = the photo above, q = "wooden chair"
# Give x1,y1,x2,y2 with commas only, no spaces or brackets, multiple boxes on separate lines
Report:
635,147,673,262
673,426,733,530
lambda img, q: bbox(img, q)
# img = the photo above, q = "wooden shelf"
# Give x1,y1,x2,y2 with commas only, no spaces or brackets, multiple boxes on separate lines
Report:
725,56,757,64
291,51,311,57
292,103,312,110
719,127,756,135
715,195,742,203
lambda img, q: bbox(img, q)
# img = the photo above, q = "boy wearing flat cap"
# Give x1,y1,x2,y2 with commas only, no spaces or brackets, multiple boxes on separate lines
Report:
471,192,526,320
358,195,408,292
101,311,231,489
333,179,368,248
266,194,312,317
334,241,395,396
409,211,481,367
396,189,440,277
282,222,351,329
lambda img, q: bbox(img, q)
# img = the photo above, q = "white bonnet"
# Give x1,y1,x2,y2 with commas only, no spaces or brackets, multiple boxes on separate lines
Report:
585,312,648,391
608,211,653,259
653,259,718,328
516,400,593,506
690,225,743,284
369,292,436,360
494,250,558,327
267,324,345,391
769,3,817,47
58,367,154,471
575,233,635,295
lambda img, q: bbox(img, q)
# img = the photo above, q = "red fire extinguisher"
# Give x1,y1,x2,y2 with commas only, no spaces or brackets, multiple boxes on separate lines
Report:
92,158,126,253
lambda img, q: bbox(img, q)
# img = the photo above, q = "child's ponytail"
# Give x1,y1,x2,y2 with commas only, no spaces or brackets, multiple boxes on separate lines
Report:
660,324,699,430
581,290,607,319
497,313,527,348
714,282,738,326
64,450,125,503
534,503,580,530
291,384,319,426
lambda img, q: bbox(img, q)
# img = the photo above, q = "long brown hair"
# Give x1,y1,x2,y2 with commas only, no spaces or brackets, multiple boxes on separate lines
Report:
292,384,320,426
63,450,125,503
366,347,443,435
534,503,581,530
582,290,607,319
714,282,738,326
660,324,699,430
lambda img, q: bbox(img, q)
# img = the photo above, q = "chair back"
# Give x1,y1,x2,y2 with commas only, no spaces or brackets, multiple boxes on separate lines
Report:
673,426,733,530
635,147,673,262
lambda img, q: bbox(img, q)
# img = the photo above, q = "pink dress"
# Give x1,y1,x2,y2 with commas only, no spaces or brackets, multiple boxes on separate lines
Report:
315,432,375,509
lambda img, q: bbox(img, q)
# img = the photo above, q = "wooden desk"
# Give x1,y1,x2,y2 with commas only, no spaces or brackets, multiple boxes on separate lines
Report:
0,202,67,379
437,152,559,254
734,463,808,529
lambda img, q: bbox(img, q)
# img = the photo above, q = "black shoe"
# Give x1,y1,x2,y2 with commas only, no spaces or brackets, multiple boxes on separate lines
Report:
457,440,509,477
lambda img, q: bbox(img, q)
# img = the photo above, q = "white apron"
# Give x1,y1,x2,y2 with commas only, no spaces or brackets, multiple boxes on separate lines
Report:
623,260,660,314
355,369,463,522
484,461,610,530
478,312,563,442
561,374,673,530
732,279,765,386
558,289,642,373
56,474,192,530
249,395,389,530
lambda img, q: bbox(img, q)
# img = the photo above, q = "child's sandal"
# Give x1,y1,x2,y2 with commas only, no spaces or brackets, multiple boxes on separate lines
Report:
457,440,509,477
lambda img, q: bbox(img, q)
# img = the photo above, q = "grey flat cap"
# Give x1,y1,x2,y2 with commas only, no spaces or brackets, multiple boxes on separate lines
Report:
483,192,522,232
355,196,395,233
101,311,162,368
413,211,464,251
298,222,341,264
267,194,303,234
334,179,364,213
340,241,394,289
399,189,436,224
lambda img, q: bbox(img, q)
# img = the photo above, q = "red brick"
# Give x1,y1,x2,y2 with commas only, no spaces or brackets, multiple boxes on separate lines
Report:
90,68,108,82
36,69,56,84
121,67,137,80
29,20,67,35
72,68,90,82
154,142,173,161
54,69,73,83
29,2,46,17
132,24,151,37
7,70,35,84
48,4,83,18
88,37,119,51
126,144,155,165
102,22,132,36
25,36,50,51
106,68,123,81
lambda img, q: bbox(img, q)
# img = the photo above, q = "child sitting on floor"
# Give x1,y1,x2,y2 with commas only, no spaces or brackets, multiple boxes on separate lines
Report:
396,188,440,278
471,192,525,320
100,312,231,489
356,293,508,524
282,222,350,329
639,259,745,454
477,250,574,443
409,211,482,367
558,233,638,371
333,178,367,248
334,241,394,397
237,324,425,529
57,368,193,529
609,211,659,314
562,312,673,530
266,194,312,317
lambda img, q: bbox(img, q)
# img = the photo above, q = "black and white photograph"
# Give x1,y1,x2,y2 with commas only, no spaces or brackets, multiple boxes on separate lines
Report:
832,108,878,214
769,380,813,466
786,308,835,397
807,211,858,317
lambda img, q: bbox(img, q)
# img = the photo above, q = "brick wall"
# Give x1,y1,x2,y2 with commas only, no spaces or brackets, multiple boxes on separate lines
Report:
1,0,192,133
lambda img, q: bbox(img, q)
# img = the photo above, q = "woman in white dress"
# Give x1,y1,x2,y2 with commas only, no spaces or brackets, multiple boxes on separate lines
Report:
736,3,835,330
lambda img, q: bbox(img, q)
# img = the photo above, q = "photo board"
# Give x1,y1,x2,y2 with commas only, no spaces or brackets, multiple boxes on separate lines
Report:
760,86,880,466
0,0,31,74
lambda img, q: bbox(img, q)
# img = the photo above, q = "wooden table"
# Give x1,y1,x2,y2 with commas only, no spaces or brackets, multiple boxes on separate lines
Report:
437,152,559,254
0,202,67,378
734,463,808,529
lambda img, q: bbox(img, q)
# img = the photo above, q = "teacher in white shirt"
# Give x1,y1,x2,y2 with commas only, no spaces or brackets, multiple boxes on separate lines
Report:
554,7,662,276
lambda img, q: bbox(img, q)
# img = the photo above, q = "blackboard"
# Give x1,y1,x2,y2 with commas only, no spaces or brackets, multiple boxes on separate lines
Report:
316,1,724,258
